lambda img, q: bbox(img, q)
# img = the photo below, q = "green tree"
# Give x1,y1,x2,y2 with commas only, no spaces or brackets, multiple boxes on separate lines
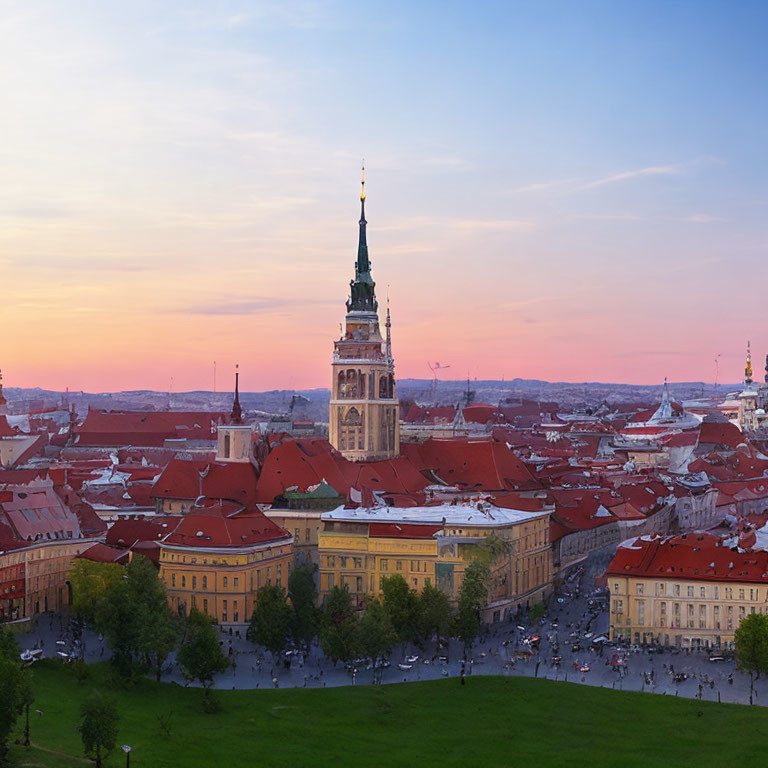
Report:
358,598,397,682
320,615,360,665
247,585,292,655
69,559,123,625
78,690,119,768
321,584,355,628
0,656,23,767
0,626,20,662
735,612,768,703
380,574,420,647
177,608,229,709
92,554,179,678
288,563,319,648
319,585,358,665
130,556,180,681
418,582,454,647
454,561,489,651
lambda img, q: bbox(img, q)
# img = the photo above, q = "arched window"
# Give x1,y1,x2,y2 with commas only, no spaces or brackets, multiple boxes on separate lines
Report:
224,433,231,458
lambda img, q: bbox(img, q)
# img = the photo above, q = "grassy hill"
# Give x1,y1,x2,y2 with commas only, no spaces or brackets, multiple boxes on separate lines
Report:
8,662,765,767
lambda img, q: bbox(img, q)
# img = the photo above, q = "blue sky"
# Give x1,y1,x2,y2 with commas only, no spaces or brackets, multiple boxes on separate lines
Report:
1,0,766,390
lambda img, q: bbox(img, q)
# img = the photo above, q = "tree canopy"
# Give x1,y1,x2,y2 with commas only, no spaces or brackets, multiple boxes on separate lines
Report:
247,585,292,655
418,582,454,644
177,608,230,696
288,563,319,648
454,561,490,650
78,690,119,768
319,585,358,664
84,554,178,678
735,612,768,680
380,575,420,646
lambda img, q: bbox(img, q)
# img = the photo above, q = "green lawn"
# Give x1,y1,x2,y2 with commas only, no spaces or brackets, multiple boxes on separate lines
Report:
8,662,766,768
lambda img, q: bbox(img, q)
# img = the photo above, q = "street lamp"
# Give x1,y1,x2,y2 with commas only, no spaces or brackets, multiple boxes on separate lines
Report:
121,745,132,768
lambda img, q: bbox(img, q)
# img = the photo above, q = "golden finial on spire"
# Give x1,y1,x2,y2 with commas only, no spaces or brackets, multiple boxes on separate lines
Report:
746,340,753,382
360,159,365,201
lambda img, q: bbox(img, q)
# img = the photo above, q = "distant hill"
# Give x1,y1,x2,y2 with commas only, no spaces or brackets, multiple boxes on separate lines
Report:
4,378,736,421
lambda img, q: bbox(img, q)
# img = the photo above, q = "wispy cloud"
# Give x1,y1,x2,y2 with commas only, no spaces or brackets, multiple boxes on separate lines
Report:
580,165,681,190
504,180,572,195
177,297,336,316
568,213,642,222
679,214,724,223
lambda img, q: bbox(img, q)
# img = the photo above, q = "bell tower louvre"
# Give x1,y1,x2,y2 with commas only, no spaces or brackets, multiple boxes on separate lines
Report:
329,166,400,461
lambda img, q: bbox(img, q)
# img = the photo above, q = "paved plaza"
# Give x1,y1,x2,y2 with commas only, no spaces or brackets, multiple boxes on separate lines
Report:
15,550,763,708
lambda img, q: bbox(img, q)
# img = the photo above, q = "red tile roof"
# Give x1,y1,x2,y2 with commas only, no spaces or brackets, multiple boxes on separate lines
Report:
402,405,457,424
162,510,289,549
152,459,259,504
402,438,540,491
606,533,768,584
76,543,129,564
75,409,229,447
698,421,745,449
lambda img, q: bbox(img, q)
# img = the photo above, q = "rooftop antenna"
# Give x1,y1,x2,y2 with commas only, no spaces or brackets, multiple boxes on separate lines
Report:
713,353,722,392
427,361,451,403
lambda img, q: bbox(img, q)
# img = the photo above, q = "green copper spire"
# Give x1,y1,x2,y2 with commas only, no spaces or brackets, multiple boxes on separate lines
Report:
347,162,377,312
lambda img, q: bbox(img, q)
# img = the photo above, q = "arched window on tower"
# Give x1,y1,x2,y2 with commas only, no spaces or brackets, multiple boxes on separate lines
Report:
379,375,387,399
342,407,363,453
224,433,231,458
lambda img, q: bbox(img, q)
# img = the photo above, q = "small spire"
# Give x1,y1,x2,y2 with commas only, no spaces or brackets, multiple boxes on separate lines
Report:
361,159,365,201
385,294,392,364
745,341,753,385
231,364,243,424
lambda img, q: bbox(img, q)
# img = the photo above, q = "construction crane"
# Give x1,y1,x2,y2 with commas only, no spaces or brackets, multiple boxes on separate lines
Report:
427,362,451,403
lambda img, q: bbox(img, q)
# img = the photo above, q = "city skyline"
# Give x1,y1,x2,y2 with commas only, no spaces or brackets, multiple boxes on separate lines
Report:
3,1,768,391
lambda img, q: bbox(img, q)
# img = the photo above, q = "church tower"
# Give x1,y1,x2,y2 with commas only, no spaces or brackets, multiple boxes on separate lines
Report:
329,167,400,461
738,341,759,432
217,366,254,463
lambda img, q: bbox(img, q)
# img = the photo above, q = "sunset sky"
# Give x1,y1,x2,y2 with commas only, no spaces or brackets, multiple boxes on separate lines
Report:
2,1,767,392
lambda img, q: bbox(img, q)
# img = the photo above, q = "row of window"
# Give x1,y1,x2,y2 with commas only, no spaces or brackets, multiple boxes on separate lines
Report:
323,573,432,593
170,566,282,591
613,598,765,629
627,582,762,601
324,555,433,573
167,548,284,565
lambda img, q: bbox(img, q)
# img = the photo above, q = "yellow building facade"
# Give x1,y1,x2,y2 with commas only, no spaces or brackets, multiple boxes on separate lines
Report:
318,502,552,621
607,533,768,648
607,573,768,648
157,513,293,627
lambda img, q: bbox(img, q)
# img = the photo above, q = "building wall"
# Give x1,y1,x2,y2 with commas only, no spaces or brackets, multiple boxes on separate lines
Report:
608,574,768,648
156,498,193,515
263,510,322,565
675,489,721,530
19,540,93,619
159,542,293,627
0,553,25,622
318,514,552,620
